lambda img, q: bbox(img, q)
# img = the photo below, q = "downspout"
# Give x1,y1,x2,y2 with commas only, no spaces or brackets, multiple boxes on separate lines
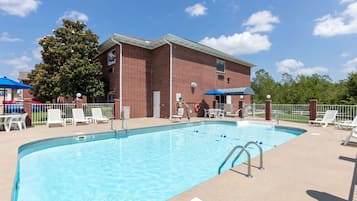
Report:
110,37,123,117
163,38,173,120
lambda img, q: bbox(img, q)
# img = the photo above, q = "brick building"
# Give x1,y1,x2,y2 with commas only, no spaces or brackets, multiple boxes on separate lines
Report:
97,34,255,118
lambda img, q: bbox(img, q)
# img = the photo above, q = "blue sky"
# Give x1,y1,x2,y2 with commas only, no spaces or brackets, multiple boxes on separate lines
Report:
0,0,356,82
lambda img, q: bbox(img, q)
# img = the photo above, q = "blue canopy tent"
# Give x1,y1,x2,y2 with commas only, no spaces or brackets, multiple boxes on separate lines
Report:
203,87,255,106
0,76,33,113
203,87,254,96
203,89,225,95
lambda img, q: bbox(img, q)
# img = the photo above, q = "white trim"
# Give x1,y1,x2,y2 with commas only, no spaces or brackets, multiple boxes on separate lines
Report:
110,37,123,117
163,39,173,120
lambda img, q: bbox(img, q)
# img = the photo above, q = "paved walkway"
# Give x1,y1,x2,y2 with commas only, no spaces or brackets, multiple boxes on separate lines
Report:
0,117,356,201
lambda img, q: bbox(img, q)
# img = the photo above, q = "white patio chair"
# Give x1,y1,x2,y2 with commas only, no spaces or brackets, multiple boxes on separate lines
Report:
91,108,109,124
9,113,27,131
46,109,65,127
72,108,90,126
336,114,357,129
309,110,338,128
172,108,184,121
343,127,357,145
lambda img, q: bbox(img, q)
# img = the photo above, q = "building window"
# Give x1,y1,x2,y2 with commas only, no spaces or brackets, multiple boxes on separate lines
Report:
217,75,224,80
107,49,116,66
216,59,225,72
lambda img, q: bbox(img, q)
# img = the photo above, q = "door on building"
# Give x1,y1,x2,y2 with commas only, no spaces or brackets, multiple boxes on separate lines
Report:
153,91,160,118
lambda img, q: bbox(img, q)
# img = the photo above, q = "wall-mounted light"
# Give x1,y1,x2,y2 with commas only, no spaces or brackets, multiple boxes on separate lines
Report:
191,82,197,88
240,95,244,100
191,82,197,94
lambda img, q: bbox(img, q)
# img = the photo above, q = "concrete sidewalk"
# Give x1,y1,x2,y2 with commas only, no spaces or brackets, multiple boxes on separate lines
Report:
0,118,356,201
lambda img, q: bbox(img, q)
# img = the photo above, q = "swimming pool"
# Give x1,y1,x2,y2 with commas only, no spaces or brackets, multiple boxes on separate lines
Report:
13,121,305,201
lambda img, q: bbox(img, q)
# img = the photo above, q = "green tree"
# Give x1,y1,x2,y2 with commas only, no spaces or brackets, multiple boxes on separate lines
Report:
29,19,104,102
251,69,279,103
342,73,357,104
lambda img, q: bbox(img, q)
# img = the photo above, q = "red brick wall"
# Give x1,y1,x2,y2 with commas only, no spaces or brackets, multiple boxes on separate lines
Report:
172,44,251,116
99,42,252,118
151,45,170,118
121,44,152,118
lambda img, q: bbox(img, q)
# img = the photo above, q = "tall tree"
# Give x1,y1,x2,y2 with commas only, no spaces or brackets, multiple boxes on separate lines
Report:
251,69,279,103
29,19,104,102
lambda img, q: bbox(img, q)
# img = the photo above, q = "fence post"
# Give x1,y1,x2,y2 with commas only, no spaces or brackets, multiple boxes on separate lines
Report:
309,99,317,120
23,98,32,126
75,98,83,109
265,99,272,120
114,99,120,119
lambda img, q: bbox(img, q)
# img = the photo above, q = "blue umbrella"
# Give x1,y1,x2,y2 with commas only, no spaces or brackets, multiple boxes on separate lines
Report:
0,77,33,90
0,76,33,113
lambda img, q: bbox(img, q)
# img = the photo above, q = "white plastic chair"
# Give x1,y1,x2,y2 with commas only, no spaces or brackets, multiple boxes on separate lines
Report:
72,108,90,126
309,110,338,128
9,113,27,131
46,109,65,127
91,108,109,124
336,114,357,129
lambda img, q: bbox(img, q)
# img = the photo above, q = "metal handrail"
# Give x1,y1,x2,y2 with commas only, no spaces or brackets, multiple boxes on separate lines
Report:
218,145,251,177
231,141,264,170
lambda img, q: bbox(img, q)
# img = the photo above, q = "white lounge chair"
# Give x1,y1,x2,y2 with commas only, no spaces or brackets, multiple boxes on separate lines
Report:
91,108,109,124
336,114,357,129
47,109,65,127
72,108,90,126
309,110,338,128
172,108,184,121
343,127,357,145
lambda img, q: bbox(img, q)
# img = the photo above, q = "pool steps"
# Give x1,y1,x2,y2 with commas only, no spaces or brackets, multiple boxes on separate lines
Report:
218,141,264,177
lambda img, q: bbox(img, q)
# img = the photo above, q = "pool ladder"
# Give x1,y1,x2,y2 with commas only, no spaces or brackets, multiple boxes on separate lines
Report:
218,141,264,177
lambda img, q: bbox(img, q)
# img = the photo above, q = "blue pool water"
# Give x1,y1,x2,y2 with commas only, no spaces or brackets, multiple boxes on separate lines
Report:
14,121,304,201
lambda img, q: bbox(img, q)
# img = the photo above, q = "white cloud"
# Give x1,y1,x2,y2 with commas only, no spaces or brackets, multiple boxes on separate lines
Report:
243,10,280,33
32,46,42,60
200,32,271,55
340,0,355,4
0,0,40,17
276,59,328,76
0,32,22,42
276,59,304,74
343,57,357,73
295,66,328,76
341,52,350,57
1,56,32,70
57,10,88,23
185,3,207,16
313,2,357,37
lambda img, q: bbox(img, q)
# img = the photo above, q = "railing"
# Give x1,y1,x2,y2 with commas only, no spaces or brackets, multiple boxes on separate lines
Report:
32,103,75,125
31,103,115,125
218,145,251,176
0,104,24,114
317,104,357,122
83,103,114,119
272,104,310,123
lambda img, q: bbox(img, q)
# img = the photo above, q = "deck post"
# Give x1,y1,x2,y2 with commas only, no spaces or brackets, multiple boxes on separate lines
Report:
23,98,32,126
265,99,272,121
309,99,317,120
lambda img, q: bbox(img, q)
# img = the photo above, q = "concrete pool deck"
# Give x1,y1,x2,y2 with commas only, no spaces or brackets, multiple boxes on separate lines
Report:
0,117,356,201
